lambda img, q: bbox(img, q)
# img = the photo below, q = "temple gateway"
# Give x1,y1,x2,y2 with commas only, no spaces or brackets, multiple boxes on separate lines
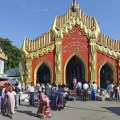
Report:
21,0,120,89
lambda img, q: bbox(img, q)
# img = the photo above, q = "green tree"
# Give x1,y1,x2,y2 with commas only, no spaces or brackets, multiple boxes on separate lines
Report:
0,37,22,71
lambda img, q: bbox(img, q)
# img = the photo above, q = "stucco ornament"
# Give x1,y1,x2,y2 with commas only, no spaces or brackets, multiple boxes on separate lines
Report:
96,44,120,59
55,42,61,72
55,36,62,84
90,39,96,82
25,58,32,84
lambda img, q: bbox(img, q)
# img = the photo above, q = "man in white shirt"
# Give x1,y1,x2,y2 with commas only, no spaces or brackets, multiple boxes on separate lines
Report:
91,82,97,100
83,82,89,101
83,83,89,90
76,81,82,96
28,85,35,105
107,82,114,99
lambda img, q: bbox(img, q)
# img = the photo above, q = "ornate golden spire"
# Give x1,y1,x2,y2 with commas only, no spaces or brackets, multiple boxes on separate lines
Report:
73,0,76,5
71,0,79,12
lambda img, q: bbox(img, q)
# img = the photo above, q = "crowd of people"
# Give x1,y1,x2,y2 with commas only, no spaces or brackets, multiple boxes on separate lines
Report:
27,80,120,118
27,83,68,118
0,80,120,119
75,80,120,101
0,83,21,119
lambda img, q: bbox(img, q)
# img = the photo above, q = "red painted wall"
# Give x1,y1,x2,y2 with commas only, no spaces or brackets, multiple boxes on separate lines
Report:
61,26,90,84
32,50,55,84
31,26,118,86
96,51,118,86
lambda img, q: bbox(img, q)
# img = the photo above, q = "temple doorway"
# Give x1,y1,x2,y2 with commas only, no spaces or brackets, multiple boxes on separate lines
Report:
100,63,114,89
37,63,51,84
66,55,85,89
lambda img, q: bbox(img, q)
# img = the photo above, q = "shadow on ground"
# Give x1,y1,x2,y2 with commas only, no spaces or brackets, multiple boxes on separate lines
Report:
16,110,36,117
102,107,120,116
20,103,38,108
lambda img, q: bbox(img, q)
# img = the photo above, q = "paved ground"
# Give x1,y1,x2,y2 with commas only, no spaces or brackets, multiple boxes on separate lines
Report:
0,101,120,120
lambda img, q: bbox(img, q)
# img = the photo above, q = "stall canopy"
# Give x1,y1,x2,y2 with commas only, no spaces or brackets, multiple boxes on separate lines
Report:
4,68,20,85
5,68,20,77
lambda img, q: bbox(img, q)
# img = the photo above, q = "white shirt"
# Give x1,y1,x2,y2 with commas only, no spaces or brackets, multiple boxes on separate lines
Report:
116,86,120,93
76,82,82,89
83,83,89,90
107,84,114,92
28,86,34,93
18,83,22,90
92,83,97,90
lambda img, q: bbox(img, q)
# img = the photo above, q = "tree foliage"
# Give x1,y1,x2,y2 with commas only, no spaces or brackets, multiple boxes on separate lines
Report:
0,37,22,71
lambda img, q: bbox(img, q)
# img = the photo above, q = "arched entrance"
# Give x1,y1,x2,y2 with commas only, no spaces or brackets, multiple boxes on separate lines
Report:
100,63,114,89
66,55,85,89
37,63,51,84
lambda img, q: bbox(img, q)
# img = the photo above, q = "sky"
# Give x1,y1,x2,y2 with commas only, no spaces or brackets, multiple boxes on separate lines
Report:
0,0,120,48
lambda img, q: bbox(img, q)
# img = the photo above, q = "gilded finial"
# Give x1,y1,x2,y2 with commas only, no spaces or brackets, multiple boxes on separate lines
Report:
71,0,77,12
73,0,76,5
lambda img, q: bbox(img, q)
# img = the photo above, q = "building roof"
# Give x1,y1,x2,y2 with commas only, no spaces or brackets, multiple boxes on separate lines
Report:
22,0,120,54
5,68,20,77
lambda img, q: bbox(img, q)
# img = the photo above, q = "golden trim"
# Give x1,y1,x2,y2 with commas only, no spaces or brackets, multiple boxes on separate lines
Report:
98,33,120,51
96,44,120,59
25,58,32,85
57,16,100,39
55,38,62,85
26,44,54,59
89,39,97,83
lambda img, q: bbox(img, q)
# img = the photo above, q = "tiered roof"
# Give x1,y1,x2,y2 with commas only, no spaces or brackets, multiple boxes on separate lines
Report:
23,0,120,53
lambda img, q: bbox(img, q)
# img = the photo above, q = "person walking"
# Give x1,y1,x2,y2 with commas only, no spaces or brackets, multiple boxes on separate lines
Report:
114,84,120,100
83,81,89,101
91,82,97,100
28,85,35,106
87,81,92,100
7,86,15,118
76,81,82,97
107,82,114,100
1,84,15,119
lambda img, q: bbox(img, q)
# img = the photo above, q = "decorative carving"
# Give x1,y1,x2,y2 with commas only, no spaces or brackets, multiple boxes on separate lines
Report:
90,39,96,82
98,33,120,52
26,44,54,58
25,58,32,84
55,37,62,85
55,42,61,72
96,44,120,59
57,16,99,41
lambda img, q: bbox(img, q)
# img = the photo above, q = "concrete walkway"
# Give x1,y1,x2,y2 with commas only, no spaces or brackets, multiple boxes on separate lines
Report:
0,101,120,120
